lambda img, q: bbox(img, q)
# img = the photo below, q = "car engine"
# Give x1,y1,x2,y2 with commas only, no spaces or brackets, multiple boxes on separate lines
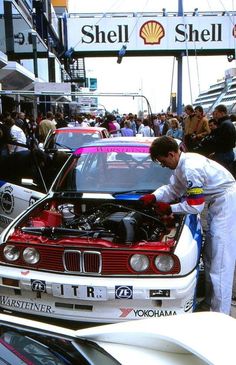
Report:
21,200,181,245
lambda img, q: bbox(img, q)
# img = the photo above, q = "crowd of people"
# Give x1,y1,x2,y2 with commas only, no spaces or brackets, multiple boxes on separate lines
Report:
0,103,236,177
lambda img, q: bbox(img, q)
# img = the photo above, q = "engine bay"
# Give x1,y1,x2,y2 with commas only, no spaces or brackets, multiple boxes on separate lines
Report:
18,198,183,245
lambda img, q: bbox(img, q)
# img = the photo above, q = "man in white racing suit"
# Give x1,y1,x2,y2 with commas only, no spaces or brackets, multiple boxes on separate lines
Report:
140,136,236,315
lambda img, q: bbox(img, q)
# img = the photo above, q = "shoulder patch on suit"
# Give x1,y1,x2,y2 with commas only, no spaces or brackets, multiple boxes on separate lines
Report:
187,180,193,188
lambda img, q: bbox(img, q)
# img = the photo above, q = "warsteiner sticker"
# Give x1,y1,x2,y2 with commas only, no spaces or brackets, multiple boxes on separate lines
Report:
0,296,53,313
0,185,14,214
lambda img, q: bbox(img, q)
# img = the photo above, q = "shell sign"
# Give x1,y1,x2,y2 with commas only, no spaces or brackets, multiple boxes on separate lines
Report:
140,21,165,45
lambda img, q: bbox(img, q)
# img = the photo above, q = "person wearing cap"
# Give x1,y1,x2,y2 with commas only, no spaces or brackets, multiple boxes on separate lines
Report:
139,136,236,315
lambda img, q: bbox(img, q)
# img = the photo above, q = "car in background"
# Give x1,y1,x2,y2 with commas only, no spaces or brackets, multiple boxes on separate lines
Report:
43,126,110,154
0,127,110,229
0,137,202,323
0,312,234,364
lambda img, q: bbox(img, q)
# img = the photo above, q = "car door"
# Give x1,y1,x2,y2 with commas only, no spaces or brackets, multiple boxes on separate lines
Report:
0,180,45,229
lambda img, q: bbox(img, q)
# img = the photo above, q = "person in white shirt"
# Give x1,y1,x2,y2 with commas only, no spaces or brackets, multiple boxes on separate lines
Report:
3,116,27,154
136,118,145,135
141,119,154,137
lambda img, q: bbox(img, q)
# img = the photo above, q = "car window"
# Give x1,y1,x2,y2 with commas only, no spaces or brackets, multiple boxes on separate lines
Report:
53,146,172,193
47,132,102,151
0,324,120,365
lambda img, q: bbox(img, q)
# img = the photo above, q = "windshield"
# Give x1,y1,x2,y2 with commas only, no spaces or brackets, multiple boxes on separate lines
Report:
53,145,172,193
45,130,102,151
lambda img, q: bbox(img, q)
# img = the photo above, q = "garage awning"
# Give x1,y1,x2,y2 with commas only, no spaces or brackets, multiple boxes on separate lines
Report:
0,61,35,90
0,52,8,69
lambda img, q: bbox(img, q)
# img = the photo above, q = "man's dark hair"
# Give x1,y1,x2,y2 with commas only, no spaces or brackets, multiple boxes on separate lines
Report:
150,136,179,161
184,104,194,113
194,105,204,114
215,104,228,114
46,111,54,119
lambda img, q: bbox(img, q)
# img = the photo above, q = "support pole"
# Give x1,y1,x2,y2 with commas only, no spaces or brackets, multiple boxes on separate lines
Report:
177,0,184,116
177,55,183,115
31,31,38,78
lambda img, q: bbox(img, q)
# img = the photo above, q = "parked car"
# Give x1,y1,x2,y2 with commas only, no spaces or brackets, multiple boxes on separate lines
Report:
0,137,202,323
43,126,110,154
0,127,110,228
0,312,234,365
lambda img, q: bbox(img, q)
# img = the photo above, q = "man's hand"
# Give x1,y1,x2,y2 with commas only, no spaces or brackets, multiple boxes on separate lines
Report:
139,194,156,206
155,201,172,215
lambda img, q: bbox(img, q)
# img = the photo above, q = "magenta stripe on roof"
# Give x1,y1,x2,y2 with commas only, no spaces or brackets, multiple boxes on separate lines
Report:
74,146,150,155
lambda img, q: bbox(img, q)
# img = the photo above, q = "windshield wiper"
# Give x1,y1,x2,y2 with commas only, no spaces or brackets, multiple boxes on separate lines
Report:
54,142,72,150
112,189,153,196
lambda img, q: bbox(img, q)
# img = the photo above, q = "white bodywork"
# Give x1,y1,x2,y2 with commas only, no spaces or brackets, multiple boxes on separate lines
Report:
0,181,45,228
0,312,235,365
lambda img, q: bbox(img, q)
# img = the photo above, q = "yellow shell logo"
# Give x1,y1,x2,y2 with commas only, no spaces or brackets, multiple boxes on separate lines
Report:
140,21,165,45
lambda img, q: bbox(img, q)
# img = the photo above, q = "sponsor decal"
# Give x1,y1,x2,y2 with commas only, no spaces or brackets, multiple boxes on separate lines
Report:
119,308,177,318
184,298,194,312
0,185,14,214
0,296,53,313
119,308,133,318
187,180,193,188
75,146,149,155
31,280,47,293
115,286,133,299
150,289,170,298
29,196,40,206
0,215,11,225
21,270,30,276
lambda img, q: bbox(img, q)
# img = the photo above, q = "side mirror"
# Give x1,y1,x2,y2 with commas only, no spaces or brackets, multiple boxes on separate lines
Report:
21,178,37,187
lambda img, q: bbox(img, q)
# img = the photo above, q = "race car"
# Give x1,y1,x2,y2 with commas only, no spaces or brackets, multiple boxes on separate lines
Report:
43,126,110,154
0,137,203,323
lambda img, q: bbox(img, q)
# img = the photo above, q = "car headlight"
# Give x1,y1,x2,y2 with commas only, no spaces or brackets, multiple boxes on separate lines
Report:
23,247,40,264
3,245,20,261
130,254,149,272
155,255,174,272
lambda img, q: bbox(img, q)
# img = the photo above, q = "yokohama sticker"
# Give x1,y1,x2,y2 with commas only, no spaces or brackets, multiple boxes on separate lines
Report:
119,308,177,318
0,296,53,313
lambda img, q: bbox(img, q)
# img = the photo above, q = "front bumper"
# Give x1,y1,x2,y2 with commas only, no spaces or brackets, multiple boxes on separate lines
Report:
0,266,198,323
